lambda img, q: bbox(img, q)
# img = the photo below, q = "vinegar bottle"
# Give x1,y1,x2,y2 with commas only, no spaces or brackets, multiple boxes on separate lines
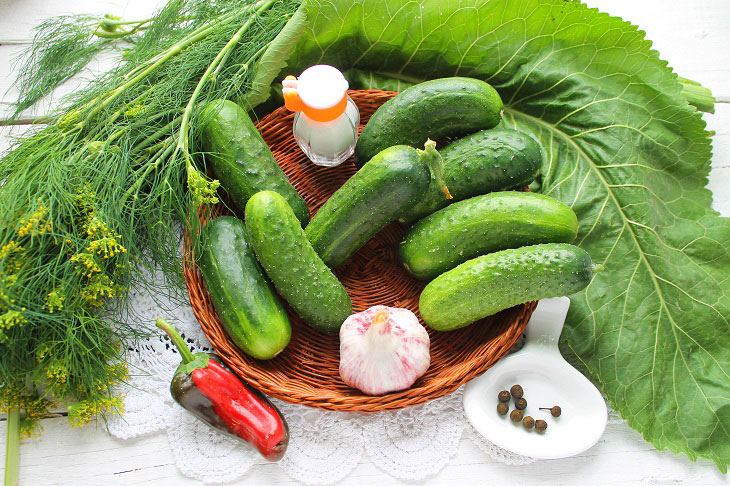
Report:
282,65,360,167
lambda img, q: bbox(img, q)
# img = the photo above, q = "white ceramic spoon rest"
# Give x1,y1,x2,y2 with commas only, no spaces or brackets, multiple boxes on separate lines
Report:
463,297,607,459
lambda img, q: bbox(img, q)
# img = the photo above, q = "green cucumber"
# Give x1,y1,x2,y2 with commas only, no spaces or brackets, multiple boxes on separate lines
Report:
201,99,309,226
400,192,578,280
245,191,352,333
306,142,448,268
399,127,542,224
420,243,594,331
354,77,503,167
198,216,291,359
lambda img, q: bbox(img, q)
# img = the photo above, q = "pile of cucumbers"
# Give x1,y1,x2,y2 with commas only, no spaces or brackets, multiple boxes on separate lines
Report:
196,77,597,362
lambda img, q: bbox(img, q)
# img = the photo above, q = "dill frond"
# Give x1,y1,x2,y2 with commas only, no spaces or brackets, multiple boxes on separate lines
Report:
0,0,302,431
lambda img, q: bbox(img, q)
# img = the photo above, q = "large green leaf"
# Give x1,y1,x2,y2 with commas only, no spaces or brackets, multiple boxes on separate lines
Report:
280,0,730,469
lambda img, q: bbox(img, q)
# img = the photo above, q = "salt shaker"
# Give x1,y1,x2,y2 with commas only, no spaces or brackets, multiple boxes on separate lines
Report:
282,65,360,167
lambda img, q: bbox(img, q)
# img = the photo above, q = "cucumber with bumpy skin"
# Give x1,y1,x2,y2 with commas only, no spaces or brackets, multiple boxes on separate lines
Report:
354,77,503,168
201,99,309,226
399,127,542,224
198,216,291,359
245,191,352,333
419,243,595,331
306,141,449,268
400,192,578,280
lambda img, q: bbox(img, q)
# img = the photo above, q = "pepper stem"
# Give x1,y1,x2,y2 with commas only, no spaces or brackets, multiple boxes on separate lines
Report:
418,139,452,200
156,318,195,364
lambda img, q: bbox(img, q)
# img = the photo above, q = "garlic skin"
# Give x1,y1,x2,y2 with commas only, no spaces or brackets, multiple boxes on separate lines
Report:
339,305,430,395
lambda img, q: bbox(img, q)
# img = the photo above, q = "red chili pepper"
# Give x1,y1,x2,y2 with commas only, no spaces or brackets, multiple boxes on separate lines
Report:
156,318,288,461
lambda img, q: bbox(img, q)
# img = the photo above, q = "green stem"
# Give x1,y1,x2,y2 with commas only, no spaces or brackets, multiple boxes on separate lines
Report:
93,24,146,40
134,116,181,152
418,139,452,199
99,17,155,27
4,408,20,486
177,0,277,166
156,318,194,364
122,142,175,203
678,78,715,114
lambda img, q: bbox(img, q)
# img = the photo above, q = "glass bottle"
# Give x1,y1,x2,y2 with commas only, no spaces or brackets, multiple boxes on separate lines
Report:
282,65,360,167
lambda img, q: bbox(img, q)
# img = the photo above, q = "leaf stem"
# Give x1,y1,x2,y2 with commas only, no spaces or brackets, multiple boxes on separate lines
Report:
4,408,20,486
678,77,715,114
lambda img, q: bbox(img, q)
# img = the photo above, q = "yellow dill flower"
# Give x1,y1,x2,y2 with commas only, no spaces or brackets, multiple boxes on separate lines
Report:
0,240,23,259
46,291,64,313
74,186,96,211
68,396,124,427
124,104,146,117
88,236,126,259
17,204,50,237
70,252,101,277
80,274,121,306
105,362,130,383
36,344,51,361
45,363,69,384
0,385,56,439
188,167,220,206
0,310,26,343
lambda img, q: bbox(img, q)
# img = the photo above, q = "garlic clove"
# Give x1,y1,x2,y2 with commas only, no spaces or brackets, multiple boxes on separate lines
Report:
339,305,430,395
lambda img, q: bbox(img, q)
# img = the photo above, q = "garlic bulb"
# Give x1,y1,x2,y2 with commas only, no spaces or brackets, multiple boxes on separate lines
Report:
339,305,430,395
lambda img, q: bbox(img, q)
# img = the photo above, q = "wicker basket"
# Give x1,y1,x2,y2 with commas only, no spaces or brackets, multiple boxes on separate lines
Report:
184,89,536,412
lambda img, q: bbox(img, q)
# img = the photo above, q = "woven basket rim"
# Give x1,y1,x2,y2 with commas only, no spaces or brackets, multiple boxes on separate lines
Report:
184,89,535,412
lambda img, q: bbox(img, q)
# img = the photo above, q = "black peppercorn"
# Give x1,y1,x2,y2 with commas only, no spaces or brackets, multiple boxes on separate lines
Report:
510,384,523,399
497,402,509,415
510,409,523,422
498,390,511,402
522,416,535,429
540,406,562,417
535,419,548,432
514,397,527,410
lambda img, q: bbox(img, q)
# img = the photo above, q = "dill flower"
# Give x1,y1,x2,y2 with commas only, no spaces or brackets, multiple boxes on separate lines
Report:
0,310,26,343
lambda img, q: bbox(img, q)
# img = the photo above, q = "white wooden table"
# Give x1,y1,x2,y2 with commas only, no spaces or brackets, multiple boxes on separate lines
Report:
1,1,729,484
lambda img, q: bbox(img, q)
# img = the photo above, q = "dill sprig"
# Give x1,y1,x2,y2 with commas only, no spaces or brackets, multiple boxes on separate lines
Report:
0,0,301,436
9,14,156,119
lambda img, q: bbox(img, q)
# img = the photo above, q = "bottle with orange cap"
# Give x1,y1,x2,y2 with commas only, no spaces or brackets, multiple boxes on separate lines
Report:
282,65,360,167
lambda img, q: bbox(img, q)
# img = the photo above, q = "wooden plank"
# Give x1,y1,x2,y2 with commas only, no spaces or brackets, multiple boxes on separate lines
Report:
0,416,726,486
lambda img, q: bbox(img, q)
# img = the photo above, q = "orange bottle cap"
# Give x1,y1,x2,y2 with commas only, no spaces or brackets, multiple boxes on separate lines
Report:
282,65,349,122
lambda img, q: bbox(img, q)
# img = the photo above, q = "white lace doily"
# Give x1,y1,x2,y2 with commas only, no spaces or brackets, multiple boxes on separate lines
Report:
106,273,619,484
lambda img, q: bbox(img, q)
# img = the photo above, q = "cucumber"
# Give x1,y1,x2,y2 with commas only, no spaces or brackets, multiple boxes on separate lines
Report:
198,216,291,359
419,243,594,331
305,142,447,268
201,99,310,226
399,128,542,224
245,191,352,333
400,192,578,280
354,77,503,168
